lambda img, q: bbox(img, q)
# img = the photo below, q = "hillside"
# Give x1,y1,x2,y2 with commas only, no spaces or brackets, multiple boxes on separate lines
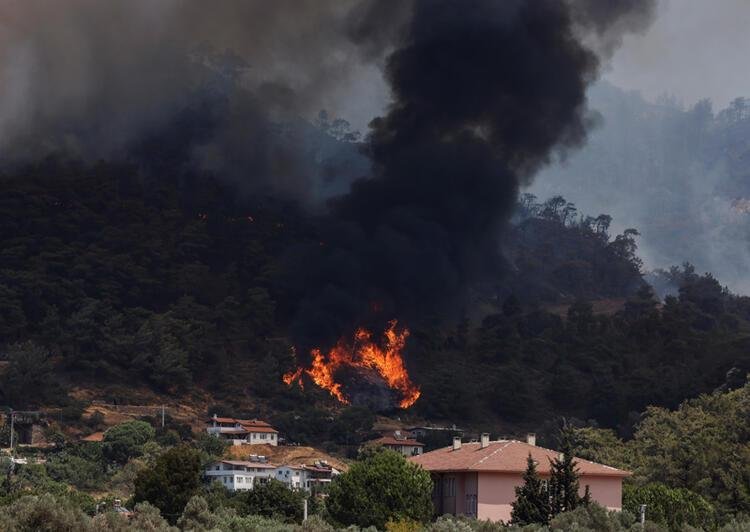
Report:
0,161,748,443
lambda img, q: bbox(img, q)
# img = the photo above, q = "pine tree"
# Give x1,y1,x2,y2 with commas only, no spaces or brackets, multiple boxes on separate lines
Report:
511,454,551,525
549,436,584,515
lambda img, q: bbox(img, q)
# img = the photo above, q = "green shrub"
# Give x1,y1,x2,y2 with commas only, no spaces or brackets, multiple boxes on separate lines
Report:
102,420,155,464
623,483,716,531
45,452,105,490
133,445,203,523
327,448,433,529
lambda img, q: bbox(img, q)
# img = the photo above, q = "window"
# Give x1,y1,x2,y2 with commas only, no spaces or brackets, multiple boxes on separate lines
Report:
215,466,220,471
237,477,243,483
465,494,477,517
444,477,456,497
260,434,267,440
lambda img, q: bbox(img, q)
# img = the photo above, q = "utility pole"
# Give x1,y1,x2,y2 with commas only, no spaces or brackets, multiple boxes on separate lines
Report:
8,409,15,474
161,405,165,428
8,410,14,452
640,504,647,526
303,497,308,521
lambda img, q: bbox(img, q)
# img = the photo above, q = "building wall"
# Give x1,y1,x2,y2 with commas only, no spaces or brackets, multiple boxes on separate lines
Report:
247,432,278,446
475,472,624,522
579,476,623,511
477,472,522,522
386,444,422,456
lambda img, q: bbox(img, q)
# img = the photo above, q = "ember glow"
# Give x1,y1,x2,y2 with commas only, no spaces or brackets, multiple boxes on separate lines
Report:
283,321,421,409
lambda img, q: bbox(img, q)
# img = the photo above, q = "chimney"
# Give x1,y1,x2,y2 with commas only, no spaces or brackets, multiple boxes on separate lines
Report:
452,436,462,451
526,433,536,446
481,433,490,448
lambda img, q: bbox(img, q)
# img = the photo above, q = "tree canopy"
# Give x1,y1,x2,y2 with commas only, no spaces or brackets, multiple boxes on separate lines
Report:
326,448,433,529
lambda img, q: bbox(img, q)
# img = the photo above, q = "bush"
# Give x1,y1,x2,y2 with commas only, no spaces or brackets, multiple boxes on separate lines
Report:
132,445,203,523
193,432,229,458
102,420,155,464
327,448,433,529
0,493,91,531
547,503,647,532
232,479,306,523
623,483,716,531
45,452,105,490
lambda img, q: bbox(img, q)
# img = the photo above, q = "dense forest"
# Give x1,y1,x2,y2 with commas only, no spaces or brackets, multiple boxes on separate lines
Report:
1,158,748,442
533,82,750,294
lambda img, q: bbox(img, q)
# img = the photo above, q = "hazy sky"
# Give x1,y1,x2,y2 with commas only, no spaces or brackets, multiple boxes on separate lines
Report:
605,0,750,109
340,0,750,132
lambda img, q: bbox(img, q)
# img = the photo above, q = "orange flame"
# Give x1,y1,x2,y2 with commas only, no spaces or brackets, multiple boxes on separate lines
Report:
283,320,421,408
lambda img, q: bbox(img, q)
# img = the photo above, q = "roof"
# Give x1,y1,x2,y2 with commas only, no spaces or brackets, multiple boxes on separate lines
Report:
81,432,105,442
237,419,273,428
409,440,630,478
303,465,336,474
369,436,424,447
207,417,278,433
219,460,276,469
240,425,278,433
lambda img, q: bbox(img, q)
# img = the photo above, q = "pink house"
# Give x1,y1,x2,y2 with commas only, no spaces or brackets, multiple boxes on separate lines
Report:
409,434,630,523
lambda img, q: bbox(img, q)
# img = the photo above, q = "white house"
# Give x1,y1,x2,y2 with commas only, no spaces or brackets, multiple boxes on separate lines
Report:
365,431,425,457
273,465,307,489
204,460,277,491
206,415,279,446
205,460,340,493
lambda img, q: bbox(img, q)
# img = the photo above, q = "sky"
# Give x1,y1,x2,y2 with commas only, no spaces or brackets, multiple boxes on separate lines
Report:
599,0,750,110
340,0,750,133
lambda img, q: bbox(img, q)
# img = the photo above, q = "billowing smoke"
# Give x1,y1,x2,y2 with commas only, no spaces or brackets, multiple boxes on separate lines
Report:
288,0,656,349
0,1,655,352
0,0,392,202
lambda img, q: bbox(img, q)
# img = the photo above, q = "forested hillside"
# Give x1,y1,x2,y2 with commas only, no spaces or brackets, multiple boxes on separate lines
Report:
533,82,750,294
0,160,748,439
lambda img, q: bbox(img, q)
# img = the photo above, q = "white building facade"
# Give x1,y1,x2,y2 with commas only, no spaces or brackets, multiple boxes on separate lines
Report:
204,460,276,491
206,415,279,446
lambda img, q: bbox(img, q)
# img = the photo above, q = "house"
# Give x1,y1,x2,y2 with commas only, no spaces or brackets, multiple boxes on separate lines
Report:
409,434,630,523
206,415,279,446
365,431,425,456
204,459,277,490
274,462,340,492
205,459,340,493
302,462,341,492
405,424,463,440
273,465,307,489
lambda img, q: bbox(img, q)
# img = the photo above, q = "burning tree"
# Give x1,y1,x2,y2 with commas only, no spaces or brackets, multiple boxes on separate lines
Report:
283,321,420,410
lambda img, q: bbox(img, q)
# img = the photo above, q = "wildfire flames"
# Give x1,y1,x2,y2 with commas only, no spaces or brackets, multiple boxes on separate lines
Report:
283,321,421,409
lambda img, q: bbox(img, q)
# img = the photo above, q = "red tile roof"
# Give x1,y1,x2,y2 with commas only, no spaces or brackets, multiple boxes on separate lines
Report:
409,440,630,478
81,432,105,442
369,436,424,447
240,425,277,434
209,416,238,424
207,417,278,433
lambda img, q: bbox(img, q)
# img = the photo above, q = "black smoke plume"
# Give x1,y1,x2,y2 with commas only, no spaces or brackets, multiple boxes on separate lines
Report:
287,0,656,349
0,0,655,354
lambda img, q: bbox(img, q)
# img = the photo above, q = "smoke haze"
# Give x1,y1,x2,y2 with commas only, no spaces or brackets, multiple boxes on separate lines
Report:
530,82,750,295
0,1,398,201
0,0,656,349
